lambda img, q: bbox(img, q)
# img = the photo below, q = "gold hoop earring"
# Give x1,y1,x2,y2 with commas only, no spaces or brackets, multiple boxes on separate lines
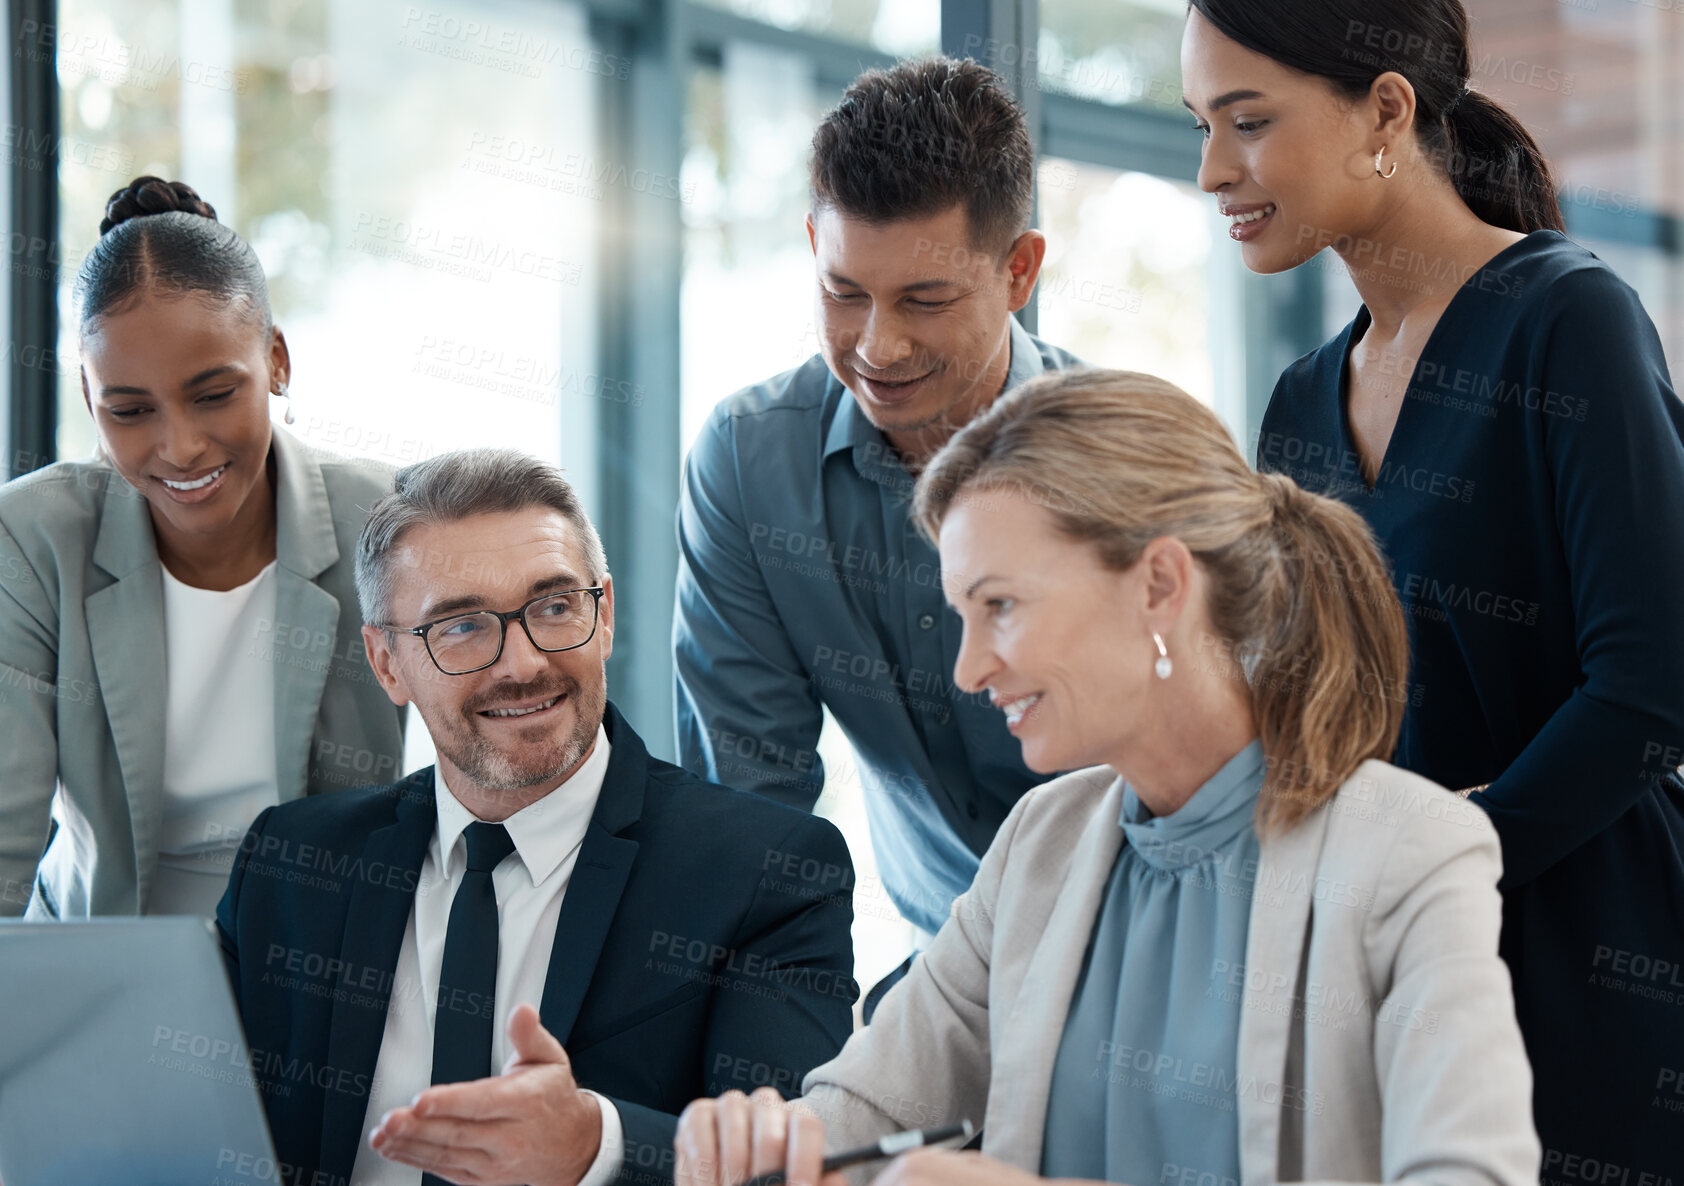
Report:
1374,147,1398,179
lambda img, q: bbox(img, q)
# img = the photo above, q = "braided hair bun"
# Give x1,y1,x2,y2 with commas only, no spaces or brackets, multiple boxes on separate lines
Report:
98,176,218,235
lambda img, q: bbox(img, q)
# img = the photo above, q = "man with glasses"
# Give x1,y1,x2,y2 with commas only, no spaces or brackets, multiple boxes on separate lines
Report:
215,448,856,1186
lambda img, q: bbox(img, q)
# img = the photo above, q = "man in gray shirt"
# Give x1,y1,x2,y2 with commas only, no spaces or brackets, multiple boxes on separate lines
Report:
674,57,1082,1008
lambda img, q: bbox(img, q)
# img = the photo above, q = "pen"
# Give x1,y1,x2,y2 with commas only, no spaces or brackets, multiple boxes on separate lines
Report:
740,1119,975,1186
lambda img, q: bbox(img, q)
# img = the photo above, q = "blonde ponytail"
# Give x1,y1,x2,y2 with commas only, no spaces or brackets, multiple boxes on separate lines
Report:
1246,474,1408,830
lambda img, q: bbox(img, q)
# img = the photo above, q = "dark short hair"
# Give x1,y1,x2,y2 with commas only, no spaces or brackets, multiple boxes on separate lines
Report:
355,448,608,626
809,57,1035,255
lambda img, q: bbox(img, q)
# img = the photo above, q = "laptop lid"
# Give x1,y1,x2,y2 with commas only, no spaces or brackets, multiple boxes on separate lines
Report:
0,916,281,1186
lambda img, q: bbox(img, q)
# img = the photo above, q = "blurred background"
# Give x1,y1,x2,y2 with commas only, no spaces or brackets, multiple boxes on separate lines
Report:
3,0,1679,983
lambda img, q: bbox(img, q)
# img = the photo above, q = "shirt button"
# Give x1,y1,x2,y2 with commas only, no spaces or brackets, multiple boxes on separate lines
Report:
967,803,980,820
918,613,936,630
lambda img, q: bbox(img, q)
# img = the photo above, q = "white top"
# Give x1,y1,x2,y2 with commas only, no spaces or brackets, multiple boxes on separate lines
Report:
151,560,281,917
350,726,624,1186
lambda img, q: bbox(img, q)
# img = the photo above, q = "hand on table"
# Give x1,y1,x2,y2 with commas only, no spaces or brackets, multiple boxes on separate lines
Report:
369,1003,601,1186
676,1090,1041,1186
676,1086,842,1186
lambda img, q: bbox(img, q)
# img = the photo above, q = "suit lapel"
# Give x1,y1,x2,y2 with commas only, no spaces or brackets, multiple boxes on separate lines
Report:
1236,802,1333,1186
987,775,1128,1171
269,430,342,802
318,772,435,1177
80,432,342,905
538,704,644,1045
270,571,340,801
86,473,166,911
538,824,638,1045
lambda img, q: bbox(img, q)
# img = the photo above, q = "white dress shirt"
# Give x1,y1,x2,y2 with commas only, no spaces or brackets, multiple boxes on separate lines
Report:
349,726,624,1186
151,560,280,917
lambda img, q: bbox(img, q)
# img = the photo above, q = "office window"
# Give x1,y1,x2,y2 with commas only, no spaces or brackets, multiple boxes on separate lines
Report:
1036,158,1217,405
690,0,938,56
56,0,603,504
1461,0,1683,372
680,44,823,452
1037,0,1188,112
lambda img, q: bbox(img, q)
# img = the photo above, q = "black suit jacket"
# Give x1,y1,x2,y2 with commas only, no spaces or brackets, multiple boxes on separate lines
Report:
217,703,858,1186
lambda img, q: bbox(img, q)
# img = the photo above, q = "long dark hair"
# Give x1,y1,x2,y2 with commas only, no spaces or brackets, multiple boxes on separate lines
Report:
75,176,273,335
1188,0,1565,235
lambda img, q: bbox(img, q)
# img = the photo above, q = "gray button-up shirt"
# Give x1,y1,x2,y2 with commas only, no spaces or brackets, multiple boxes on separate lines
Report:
673,319,1084,933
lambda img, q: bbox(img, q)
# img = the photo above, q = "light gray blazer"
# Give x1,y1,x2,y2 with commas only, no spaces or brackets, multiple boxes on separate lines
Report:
804,760,1541,1185
0,428,404,917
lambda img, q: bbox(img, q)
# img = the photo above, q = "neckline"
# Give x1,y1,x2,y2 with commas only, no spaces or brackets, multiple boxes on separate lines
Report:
1335,229,1550,494
160,557,278,595
1119,740,1265,870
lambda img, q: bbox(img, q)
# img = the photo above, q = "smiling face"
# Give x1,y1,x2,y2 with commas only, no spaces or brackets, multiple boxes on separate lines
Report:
362,508,614,815
808,203,1043,458
1181,9,1388,274
938,486,1157,775
81,292,284,559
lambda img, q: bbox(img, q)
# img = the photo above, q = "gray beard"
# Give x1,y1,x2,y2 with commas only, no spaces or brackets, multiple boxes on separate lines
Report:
442,672,607,793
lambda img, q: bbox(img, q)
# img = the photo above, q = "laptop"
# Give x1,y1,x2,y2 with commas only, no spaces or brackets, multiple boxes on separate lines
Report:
0,916,281,1186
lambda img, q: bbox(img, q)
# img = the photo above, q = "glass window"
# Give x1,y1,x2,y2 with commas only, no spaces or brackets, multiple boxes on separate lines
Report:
690,0,938,56
1464,0,1684,225
680,44,824,452
1458,0,1683,371
56,0,605,507
1036,158,1218,406
1037,0,1188,112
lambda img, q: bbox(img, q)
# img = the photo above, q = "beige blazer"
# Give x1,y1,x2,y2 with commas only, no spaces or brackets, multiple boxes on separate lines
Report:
804,760,1541,1184
0,428,404,917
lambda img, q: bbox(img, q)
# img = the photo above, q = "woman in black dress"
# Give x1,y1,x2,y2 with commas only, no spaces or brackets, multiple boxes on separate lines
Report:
1181,0,1684,1169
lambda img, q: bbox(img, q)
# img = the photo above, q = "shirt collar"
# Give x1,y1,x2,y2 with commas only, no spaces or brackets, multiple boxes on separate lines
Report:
821,375,882,461
432,724,612,887
1119,739,1265,870
820,316,1044,463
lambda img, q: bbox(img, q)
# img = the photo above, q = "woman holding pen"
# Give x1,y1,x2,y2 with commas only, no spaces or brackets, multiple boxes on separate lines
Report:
1182,0,1684,1166
674,369,1540,1185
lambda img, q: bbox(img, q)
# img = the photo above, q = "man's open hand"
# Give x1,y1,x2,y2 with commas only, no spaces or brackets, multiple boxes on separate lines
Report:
370,1003,603,1186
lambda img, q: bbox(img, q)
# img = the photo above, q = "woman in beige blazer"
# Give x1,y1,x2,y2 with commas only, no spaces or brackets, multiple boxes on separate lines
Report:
0,177,402,918
675,370,1540,1184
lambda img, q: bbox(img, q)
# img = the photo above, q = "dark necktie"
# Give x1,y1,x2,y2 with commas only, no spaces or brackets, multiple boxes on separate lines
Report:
431,821,516,1085
424,822,516,1186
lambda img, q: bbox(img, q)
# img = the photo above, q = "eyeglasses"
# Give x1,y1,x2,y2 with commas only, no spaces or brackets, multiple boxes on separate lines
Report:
386,586,605,675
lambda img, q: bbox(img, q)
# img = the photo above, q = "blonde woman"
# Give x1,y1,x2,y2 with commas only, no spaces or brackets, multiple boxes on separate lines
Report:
673,370,1539,1185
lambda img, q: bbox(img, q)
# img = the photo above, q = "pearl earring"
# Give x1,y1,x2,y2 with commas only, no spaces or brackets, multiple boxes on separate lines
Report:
1153,632,1172,680
276,382,295,425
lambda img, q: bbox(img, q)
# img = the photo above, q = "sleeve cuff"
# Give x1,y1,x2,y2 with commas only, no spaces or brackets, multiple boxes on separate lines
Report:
577,1090,624,1186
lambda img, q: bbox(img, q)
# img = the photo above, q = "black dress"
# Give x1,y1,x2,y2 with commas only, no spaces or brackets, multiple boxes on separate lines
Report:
1259,230,1684,1170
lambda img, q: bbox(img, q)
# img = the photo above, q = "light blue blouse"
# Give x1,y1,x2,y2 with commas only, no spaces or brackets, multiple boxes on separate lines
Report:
1041,741,1265,1184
